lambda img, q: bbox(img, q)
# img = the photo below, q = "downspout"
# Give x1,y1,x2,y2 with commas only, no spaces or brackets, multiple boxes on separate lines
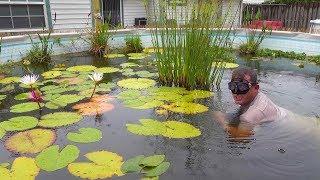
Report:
45,0,53,30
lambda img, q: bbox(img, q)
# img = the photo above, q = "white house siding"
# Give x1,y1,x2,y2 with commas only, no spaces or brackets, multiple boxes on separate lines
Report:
221,0,243,27
146,0,242,27
123,0,147,27
50,0,92,31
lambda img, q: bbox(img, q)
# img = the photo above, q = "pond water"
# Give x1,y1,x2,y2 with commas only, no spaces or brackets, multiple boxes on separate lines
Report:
0,53,319,180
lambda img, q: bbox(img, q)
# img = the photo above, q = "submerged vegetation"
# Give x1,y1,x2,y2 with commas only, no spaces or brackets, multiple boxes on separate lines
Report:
145,0,234,90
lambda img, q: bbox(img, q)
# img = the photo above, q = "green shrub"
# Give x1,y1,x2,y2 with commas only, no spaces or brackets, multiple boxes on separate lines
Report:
124,35,143,54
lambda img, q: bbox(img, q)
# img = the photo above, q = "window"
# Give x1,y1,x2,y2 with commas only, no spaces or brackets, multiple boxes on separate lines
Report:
0,0,46,29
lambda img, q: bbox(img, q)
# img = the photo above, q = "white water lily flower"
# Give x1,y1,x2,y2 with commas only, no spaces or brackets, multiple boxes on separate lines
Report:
20,74,39,86
89,72,103,82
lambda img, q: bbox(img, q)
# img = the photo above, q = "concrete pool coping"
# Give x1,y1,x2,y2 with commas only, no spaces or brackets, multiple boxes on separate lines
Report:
2,28,320,44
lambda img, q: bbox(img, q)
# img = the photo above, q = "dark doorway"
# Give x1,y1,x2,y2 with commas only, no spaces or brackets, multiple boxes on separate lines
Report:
102,0,122,27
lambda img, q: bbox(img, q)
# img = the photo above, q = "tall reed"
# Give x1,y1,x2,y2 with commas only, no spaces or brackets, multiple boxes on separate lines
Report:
144,0,236,90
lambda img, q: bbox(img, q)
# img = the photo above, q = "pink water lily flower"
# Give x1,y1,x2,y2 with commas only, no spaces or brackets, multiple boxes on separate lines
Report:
29,90,43,102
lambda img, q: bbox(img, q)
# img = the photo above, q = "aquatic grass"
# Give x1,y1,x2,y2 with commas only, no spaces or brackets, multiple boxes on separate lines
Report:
88,23,113,56
124,35,144,54
22,31,61,65
146,0,235,90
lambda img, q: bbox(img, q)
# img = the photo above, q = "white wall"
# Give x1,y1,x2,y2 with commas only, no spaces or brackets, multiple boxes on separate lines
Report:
123,0,147,27
50,0,92,31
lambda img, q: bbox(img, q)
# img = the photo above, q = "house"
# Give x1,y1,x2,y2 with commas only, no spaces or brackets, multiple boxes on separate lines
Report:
0,0,243,33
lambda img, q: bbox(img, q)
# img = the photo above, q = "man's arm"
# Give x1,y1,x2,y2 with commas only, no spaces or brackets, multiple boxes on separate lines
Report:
213,111,254,138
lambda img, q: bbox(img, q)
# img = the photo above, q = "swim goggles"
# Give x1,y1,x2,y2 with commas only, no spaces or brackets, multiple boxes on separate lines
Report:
228,80,256,95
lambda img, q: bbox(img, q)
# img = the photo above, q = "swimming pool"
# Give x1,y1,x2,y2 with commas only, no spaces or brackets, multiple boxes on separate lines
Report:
1,29,320,63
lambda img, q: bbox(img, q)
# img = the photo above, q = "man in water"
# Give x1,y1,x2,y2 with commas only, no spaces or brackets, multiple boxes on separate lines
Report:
214,67,286,137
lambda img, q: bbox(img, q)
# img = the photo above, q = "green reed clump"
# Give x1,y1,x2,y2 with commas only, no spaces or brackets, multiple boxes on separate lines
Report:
124,35,144,54
22,31,61,65
89,23,113,56
239,27,271,55
239,9,271,55
145,0,235,90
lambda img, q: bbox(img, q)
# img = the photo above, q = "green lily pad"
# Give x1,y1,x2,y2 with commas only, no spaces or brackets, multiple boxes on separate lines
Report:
10,102,41,113
152,91,183,102
117,78,156,89
214,62,239,69
121,155,145,173
104,53,126,59
163,102,208,114
45,94,86,109
179,90,214,102
117,90,141,100
67,65,97,72
14,93,29,100
36,145,80,172
42,71,62,79
144,162,170,177
141,176,159,180
0,76,20,84
135,71,157,78
126,119,201,139
0,128,5,139
96,67,120,73
126,119,167,136
0,157,40,180
0,94,6,100
0,84,15,92
5,129,56,154
39,112,83,128
140,155,165,167
67,128,102,143
120,62,139,68
162,121,201,138
124,97,164,109
68,151,124,179
0,116,38,131
40,85,59,92
129,56,148,60
127,53,147,57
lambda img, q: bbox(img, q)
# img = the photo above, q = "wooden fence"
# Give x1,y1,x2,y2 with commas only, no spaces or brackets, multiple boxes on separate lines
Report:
242,3,320,32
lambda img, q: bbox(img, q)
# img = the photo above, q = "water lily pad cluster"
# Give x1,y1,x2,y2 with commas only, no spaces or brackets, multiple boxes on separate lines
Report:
126,119,201,138
117,86,212,114
121,154,170,179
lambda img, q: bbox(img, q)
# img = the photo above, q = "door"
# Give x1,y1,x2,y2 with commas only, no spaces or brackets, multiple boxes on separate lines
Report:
102,0,122,27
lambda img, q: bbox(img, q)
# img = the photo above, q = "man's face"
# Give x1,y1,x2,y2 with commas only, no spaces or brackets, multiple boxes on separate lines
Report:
231,75,259,106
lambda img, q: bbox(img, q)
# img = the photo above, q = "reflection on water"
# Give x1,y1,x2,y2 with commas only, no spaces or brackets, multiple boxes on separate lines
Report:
0,54,319,180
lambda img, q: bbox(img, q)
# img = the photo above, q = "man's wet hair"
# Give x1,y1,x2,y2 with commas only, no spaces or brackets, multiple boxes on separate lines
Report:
231,67,258,84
